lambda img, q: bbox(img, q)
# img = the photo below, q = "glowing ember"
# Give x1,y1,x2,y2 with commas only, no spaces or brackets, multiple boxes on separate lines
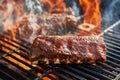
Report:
49,73,58,79
6,55,30,70
79,0,102,35
41,0,66,13
43,77,51,80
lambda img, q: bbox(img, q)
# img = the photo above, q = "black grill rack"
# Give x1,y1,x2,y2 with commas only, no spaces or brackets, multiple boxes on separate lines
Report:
0,30,120,80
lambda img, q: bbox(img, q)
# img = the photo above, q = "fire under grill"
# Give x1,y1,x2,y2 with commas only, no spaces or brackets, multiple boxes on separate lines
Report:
0,29,119,80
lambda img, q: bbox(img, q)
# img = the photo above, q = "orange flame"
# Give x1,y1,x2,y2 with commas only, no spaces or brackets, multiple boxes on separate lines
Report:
41,0,66,13
79,0,102,35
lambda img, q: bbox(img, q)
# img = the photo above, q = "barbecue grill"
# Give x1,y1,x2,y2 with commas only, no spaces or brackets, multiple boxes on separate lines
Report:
0,28,120,80
0,0,120,80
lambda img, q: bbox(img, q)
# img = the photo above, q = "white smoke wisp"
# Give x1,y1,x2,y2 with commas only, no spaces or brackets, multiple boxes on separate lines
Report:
99,20,120,36
72,1,79,16
0,1,14,31
0,0,25,31
25,0,44,14
0,0,44,32
24,0,45,42
27,15,40,43
102,0,120,29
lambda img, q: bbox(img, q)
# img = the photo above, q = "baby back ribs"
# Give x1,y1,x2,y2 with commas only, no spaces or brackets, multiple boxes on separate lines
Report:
30,35,106,65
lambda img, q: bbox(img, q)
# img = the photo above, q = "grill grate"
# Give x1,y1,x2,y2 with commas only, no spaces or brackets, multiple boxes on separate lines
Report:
0,30,120,80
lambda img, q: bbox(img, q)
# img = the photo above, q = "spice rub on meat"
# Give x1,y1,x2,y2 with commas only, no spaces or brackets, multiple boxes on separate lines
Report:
30,35,106,65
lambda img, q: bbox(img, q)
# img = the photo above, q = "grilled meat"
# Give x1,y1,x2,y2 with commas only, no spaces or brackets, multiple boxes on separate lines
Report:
17,9,78,39
37,13,78,35
30,35,106,65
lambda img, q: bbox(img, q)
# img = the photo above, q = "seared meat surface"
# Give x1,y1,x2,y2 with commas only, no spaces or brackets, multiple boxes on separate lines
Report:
30,35,106,65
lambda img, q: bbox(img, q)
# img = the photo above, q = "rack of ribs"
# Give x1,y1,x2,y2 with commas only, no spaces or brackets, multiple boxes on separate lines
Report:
30,35,106,65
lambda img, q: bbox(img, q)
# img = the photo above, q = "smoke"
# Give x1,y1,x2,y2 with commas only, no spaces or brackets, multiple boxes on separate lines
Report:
72,1,80,16
102,0,120,30
0,0,45,32
24,0,45,14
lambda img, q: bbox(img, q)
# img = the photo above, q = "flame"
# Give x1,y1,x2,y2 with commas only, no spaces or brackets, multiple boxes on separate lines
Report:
79,0,102,35
41,0,66,13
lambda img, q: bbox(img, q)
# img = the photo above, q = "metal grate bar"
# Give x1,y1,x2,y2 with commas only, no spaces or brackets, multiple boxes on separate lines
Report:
98,62,120,75
35,69,56,80
0,37,29,53
105,35,120,43
3,32,31,44
63,66,101,79
6,54,44,73
105,39,120,47
0,35,56,80
38,64,51,71
0,70,15,80
0,63,28,80
107,60,120,69
0,34,30,49
106,42,120,51
81,64,115,80
1,57,37,79
75,65,112,80
107,50,120,59
107,56,120,65
108,30,120,35
52,71,72,80
0,46,55,80
55,66,87,80
107,46,120,55
58,65,100,80
105,33,120,41
6,53,56,80
0,43,29,60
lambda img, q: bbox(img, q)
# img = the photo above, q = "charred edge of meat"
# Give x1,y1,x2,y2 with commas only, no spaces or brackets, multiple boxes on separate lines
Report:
30,35,106,65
